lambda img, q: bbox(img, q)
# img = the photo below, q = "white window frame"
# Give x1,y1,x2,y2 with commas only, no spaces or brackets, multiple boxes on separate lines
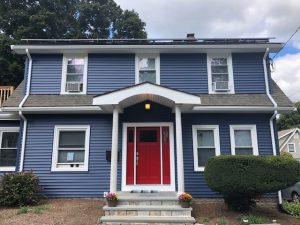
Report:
135,54,160,85
61,54,88,95
192,125,221,172
207,53,235,94
51,125,90,172
288,143,296,153
230,125,258,155
0,127,19,172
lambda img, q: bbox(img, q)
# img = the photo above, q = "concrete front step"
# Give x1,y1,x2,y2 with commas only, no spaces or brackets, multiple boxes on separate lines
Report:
100,216,195,224
104,205,192,217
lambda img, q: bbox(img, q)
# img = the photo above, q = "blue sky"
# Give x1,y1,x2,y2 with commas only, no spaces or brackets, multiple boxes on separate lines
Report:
115,0,300,102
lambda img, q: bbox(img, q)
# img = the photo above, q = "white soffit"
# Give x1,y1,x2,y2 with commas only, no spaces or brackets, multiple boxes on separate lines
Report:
92,83,201,106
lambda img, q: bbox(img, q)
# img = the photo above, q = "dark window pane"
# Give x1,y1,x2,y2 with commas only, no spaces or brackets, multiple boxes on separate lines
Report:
1,132,18,148
66,74,83,82
0,149,17,166
197,130,214,147
67,65,84,74
139,71,156,83
235,148,253,155
59,131,85,148
58,150,84,163
234,130,252,147
128,130,134,142
212,65,228,73
140,130,157,142
198,148,215,167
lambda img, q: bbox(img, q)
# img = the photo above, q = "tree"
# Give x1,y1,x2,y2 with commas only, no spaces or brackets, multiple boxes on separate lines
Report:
277,102,300,131
0,0,147,86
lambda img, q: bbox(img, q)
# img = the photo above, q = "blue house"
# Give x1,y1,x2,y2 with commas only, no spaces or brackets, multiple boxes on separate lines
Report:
0,36,294,199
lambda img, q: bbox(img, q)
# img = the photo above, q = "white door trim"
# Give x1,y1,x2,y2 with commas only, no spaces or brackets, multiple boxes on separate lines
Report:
121,122,176,191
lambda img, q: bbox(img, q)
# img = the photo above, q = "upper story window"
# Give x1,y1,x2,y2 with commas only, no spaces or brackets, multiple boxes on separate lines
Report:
0,127,19,171
207,54,234,94
288,143,296,152
230,125,258,155
61,55,88,94
192,125,220,171
51,125,90,172
135,54,160,84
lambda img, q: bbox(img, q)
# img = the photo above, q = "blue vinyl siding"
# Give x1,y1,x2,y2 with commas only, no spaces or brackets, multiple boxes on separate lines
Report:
232,53,266,93
24,115,113,197
30,54,63,94
160,54,208,93
182,113,274,197
87,54,135,94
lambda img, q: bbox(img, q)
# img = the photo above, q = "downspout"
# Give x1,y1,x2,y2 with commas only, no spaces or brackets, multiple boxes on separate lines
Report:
263,48,282,204
18,49,32,172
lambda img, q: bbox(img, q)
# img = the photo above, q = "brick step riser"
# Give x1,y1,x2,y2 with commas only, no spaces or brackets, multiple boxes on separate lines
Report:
104,210,191,217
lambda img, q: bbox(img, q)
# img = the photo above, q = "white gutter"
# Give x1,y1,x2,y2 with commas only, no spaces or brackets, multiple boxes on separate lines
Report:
263,48,282,204
18,49,32,172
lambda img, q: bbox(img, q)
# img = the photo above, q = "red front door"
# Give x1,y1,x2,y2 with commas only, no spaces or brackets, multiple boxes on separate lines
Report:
126,126,171,185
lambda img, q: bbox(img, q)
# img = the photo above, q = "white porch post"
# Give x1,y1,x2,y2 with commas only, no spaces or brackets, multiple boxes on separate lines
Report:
110,106,119,192
175,105,185,193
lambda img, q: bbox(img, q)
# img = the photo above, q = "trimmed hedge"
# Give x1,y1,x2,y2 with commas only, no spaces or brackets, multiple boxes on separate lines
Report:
0,171,42,206
204,155,300,211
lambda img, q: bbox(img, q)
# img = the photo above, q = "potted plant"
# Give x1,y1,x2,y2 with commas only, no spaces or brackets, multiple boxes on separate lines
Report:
178,192,193,208
105,192,119,207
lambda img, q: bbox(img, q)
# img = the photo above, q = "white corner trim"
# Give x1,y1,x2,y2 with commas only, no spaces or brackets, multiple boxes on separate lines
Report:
60,54,88,95
51,125,90,172
121,122,176,192
93,82,201,106
207,53,235,94
192,125,221,172
135,54,160,85
0,166,16,172
229,124,259,155
269,111,278,156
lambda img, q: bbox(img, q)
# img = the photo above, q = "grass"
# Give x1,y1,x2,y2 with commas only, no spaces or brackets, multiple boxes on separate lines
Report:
217,218,230,225
16,205,49,215
237,215,268,224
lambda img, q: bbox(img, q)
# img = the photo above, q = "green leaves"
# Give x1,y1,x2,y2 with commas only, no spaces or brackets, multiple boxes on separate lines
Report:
277,102,300,131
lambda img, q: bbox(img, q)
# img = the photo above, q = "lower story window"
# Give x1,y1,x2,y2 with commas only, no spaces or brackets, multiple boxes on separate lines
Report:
230,125,258,155
51,125,90,172
0,127,19,171
192,125,220,171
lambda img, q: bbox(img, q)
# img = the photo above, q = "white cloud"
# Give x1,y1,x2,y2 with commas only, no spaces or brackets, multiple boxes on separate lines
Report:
273,53,300,102
115,0,300,45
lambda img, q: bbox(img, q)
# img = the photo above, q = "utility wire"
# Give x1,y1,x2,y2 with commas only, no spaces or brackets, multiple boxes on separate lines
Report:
288,89,300,98
272,26,300,60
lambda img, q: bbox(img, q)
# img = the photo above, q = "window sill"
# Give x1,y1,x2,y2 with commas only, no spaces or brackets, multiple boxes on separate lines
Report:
60,92,86,95
194,167,205,172
0,166,16,172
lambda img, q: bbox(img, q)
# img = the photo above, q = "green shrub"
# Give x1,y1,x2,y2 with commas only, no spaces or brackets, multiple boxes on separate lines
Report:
0,171,42,207
283,201,300,218
205,155,300,211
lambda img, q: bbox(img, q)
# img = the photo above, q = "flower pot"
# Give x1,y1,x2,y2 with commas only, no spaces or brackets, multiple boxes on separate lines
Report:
179,200,191,208
107,200,118,207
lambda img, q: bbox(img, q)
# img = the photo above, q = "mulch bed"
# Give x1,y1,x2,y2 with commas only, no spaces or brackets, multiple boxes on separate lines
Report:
0,198,299,225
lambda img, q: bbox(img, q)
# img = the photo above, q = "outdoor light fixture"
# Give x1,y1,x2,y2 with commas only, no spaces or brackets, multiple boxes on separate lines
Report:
145,103,151,110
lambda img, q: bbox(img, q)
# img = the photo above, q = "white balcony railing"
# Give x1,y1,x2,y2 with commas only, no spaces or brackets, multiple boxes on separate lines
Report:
0,86,14,107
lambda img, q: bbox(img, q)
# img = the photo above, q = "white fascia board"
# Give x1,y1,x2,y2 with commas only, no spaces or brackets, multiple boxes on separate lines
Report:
92,83,201,106
0,112,20,120
192,106,294,113
11,43,283,54
2,106,102,113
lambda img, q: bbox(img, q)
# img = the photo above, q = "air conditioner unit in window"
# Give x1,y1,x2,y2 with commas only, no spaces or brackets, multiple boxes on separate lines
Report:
66,82,81,92
213,81,230,92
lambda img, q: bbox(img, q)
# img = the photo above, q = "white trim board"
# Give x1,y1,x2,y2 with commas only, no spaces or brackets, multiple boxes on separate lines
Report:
93,82,201,106
121,122,176,192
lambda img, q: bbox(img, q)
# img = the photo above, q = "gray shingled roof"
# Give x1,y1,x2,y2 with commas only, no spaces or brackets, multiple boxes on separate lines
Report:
2,79,294,108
